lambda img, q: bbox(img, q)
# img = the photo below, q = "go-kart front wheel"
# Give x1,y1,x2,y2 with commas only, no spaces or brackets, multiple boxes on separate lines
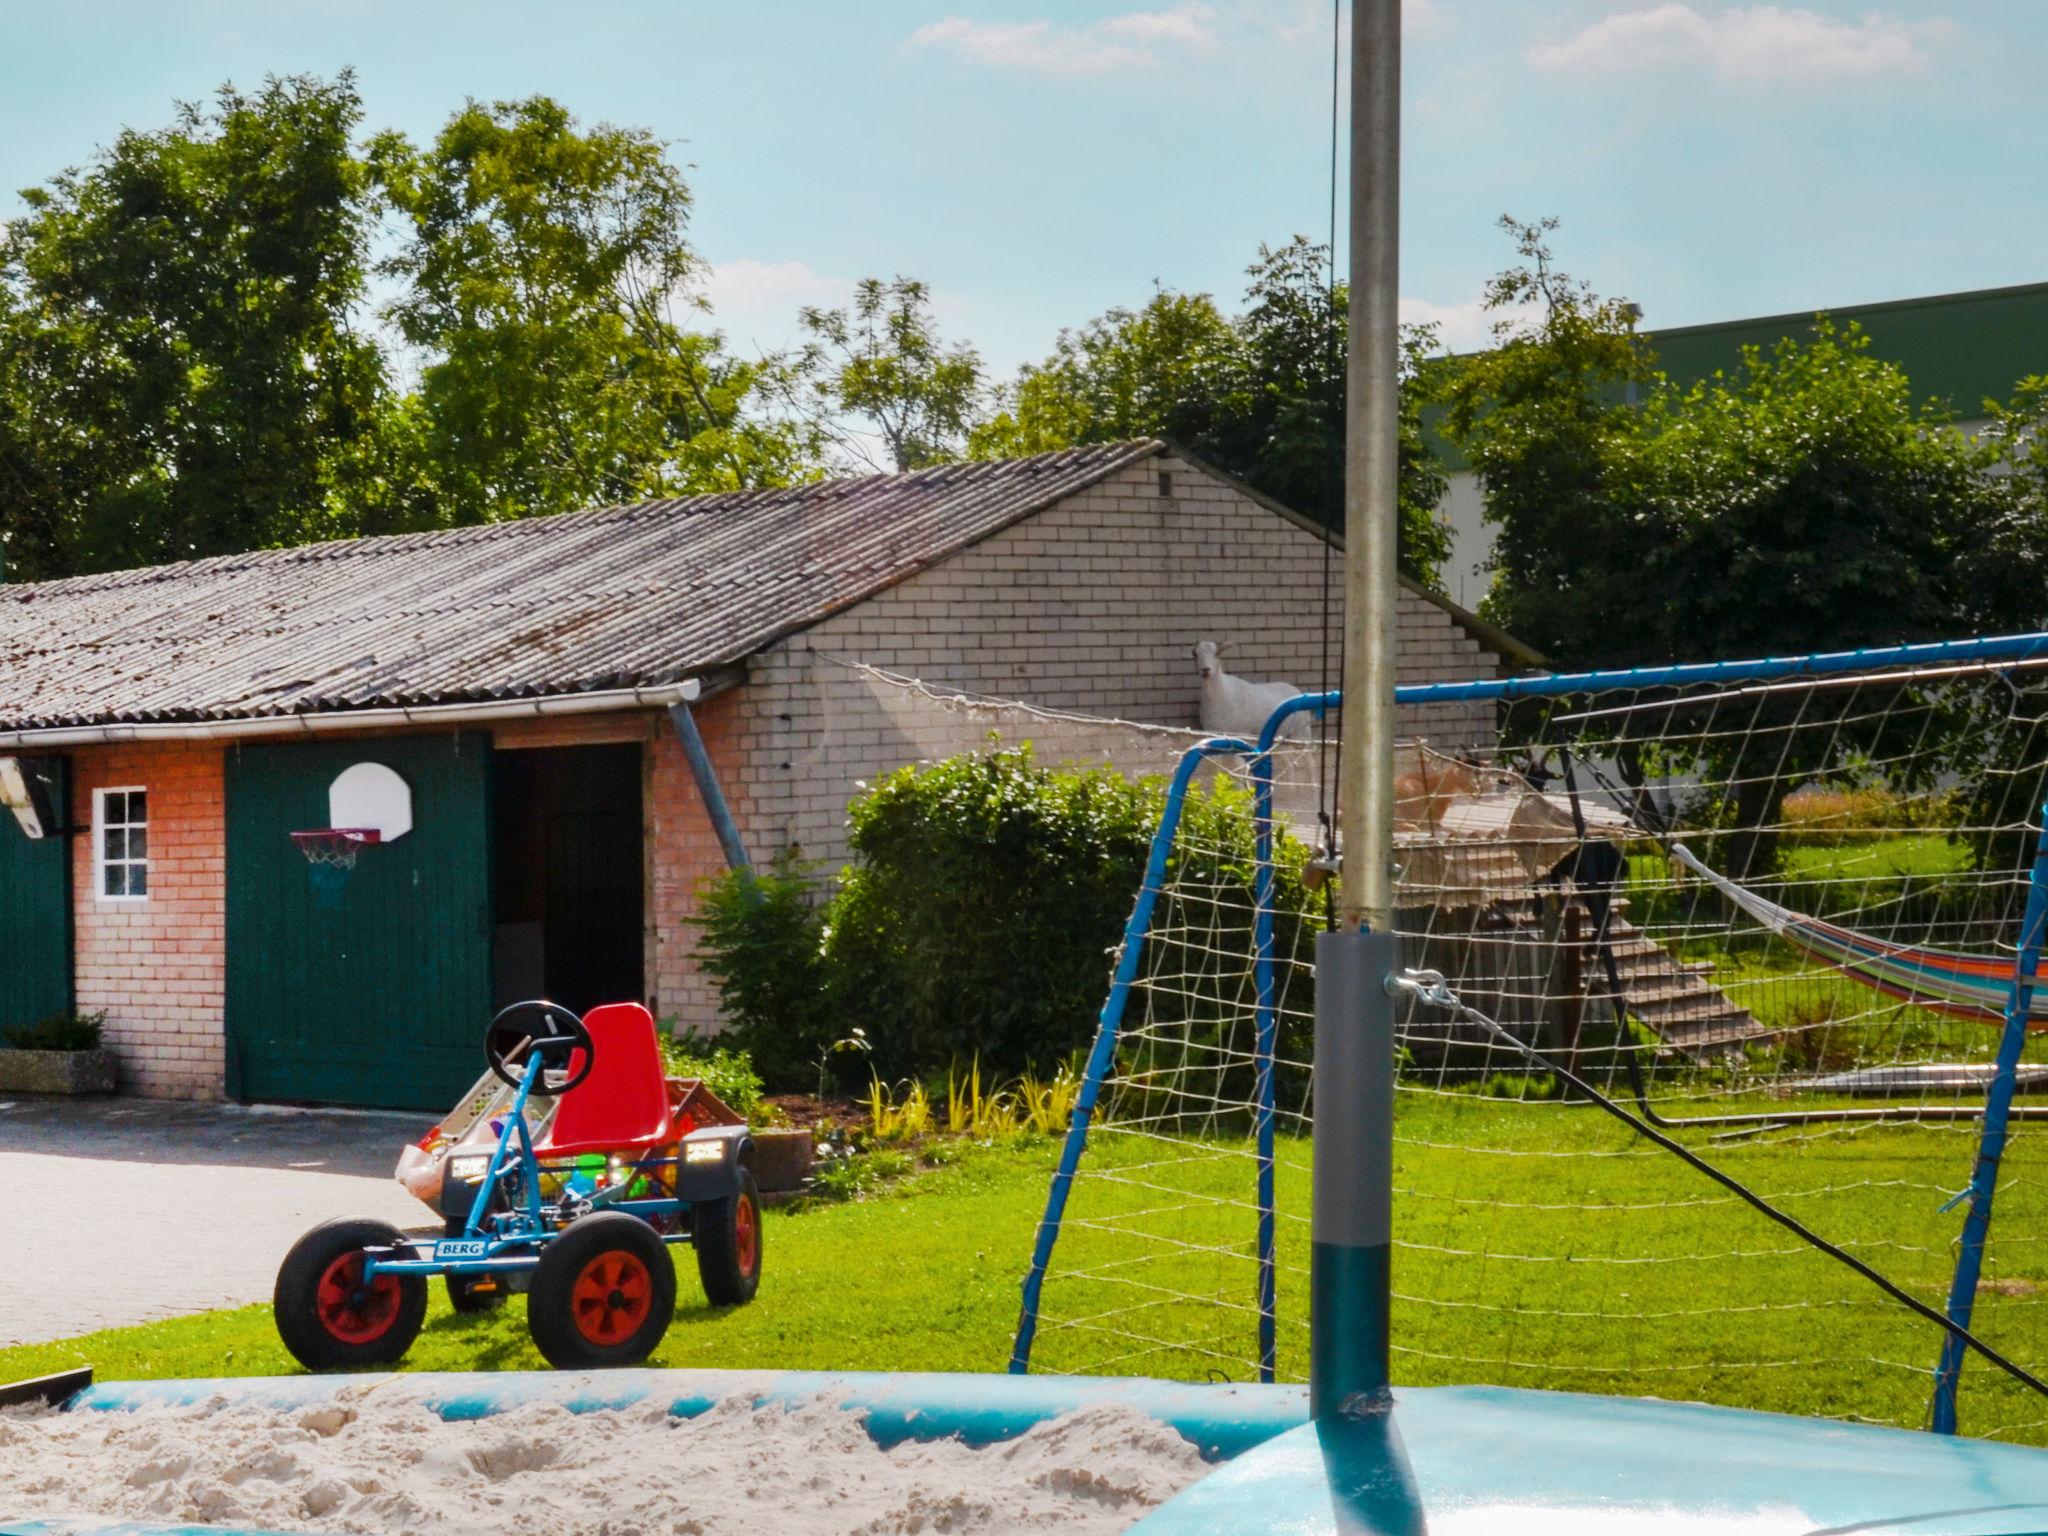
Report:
694,1167,763,1307
274,1218,427,1371
527,1212,676,1369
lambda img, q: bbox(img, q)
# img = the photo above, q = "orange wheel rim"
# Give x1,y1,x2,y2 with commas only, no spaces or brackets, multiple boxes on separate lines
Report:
734,1196,759,1276
315,1253,401,1345
569,1251,654,1345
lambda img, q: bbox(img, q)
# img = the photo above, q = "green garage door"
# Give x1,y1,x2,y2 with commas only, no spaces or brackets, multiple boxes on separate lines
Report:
226,733,491,1108
0,757,73,1033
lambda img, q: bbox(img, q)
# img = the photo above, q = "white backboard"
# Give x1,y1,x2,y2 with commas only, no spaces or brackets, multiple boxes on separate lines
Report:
329,762,413,842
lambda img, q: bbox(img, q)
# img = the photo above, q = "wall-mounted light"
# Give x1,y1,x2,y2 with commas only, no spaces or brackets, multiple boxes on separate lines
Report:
0,756,63,840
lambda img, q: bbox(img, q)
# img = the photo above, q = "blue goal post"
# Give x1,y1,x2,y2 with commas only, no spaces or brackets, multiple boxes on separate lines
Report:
1009,629,2048,1436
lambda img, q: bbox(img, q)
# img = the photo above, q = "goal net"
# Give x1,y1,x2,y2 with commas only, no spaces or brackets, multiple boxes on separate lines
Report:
1011,636,2048,1443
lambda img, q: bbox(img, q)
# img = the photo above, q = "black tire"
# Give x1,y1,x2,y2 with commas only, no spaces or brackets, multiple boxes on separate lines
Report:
442,1220,506,1313
527,1212,676,1370
446,1272,505,1313
694,1168,764,1308
274,1218,427,1371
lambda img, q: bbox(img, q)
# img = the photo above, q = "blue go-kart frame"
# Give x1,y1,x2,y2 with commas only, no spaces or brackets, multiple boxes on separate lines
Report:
273,999,762,1372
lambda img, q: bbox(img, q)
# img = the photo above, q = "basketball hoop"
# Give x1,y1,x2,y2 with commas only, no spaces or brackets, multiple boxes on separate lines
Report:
292,828,381,909
290,828,382,870
291,763,411,911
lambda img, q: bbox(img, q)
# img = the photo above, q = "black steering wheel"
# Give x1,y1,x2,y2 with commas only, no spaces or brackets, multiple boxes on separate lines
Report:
484,1000,593,1096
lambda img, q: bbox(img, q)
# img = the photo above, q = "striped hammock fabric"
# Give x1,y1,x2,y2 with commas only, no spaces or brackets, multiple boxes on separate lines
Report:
1669,844,2042,1028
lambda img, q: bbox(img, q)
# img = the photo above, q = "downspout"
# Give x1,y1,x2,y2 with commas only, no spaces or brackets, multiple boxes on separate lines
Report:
667,701,750,874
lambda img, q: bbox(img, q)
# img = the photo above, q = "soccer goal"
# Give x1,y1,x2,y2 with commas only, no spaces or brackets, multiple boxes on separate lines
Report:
1011,632,2048,1442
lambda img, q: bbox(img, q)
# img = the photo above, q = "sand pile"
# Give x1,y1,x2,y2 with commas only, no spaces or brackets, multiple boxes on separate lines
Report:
0,1385,1208,1535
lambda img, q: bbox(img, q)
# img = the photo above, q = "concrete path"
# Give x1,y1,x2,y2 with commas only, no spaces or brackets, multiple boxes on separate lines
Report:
0,1097,440,1348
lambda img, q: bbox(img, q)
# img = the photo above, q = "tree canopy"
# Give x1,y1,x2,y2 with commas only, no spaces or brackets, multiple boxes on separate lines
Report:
793,277,984,473
373,97,819,528
0,78,826,580
972,237,1453,587
0,74,385,578
1435,217,2044,670
1438,218,2048,876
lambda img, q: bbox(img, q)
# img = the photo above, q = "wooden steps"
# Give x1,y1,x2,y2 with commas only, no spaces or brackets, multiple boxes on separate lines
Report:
1486,894,1772,1059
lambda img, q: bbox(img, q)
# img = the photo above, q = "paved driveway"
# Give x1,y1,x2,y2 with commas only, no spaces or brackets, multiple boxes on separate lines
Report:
0,1097,438,1347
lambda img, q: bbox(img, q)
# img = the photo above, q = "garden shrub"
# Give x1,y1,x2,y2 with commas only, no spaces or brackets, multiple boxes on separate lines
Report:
658,1034,769,1122
691,852,833,1089
694,748,1323,1091
3,1011,106,1051
824,748,1161,1080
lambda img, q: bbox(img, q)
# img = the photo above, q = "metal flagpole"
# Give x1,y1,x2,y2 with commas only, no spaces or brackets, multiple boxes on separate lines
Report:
1309,0,1403,1419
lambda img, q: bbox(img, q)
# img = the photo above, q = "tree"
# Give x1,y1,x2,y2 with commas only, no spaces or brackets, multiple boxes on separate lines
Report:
968,288,1239,458
0,74,387,578
970,237,1452,587
373,96,821,527
1639,322,2017,660
1443,218,2038,874
1441,216,2042,671
1431,216,1649,654
794,278,984,473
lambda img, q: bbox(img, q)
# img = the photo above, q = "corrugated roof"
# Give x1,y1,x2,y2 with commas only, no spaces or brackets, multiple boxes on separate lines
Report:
0,442,1163,731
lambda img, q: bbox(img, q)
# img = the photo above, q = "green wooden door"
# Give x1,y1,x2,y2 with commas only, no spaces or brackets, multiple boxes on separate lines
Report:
226,734,491,1108
0,757,73,1032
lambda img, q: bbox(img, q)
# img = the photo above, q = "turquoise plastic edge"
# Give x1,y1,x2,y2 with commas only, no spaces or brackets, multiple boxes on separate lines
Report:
64,1368,1308,1463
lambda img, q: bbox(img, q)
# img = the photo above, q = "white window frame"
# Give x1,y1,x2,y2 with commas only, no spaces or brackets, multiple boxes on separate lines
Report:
94,786,150,904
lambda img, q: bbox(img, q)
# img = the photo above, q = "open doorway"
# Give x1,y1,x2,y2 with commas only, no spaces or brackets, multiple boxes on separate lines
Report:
491,743,645,1016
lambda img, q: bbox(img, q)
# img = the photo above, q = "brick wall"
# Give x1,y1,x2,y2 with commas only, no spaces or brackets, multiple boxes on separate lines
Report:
732,454,1499,866
69,742,226,1099
643,689,750,1029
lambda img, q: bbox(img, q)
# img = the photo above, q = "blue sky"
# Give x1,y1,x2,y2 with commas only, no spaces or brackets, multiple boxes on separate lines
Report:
0,1,2041,374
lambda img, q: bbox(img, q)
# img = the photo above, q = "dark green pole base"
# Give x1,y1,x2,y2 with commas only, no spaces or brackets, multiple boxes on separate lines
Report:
1311,1240,1392,1418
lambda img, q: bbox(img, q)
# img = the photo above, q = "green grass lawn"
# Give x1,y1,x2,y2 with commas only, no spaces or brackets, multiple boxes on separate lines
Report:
7,1094,2046,1445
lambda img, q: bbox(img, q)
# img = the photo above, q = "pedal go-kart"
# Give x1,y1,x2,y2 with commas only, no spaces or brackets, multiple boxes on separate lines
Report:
274,1000,762,1371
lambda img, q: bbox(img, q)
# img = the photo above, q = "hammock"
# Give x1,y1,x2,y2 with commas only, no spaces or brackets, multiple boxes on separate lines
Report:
1670,844,2044,1028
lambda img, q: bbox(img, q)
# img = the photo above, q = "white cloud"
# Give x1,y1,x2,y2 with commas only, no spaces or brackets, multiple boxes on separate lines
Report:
1254,0,1443,47
907,4,1219,74
697,257,854,354
1400,295,1505,354
1527,5,1951,82
1403,0,1444,39
703,257,853,317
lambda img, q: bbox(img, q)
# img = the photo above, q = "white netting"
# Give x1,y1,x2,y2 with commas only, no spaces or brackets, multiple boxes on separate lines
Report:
1016,653,2048,1443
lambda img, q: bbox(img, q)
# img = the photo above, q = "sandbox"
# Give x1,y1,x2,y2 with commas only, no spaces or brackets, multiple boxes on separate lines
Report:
0,1370,1306,1536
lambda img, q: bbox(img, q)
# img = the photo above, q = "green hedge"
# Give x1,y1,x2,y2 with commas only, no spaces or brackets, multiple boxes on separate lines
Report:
694,748,1321,1090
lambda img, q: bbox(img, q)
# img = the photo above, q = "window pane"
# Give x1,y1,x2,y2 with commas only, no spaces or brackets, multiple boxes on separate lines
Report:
104,827,126,862
128,865,147,897
127,828,147,861
128,791,146,825
104,863,127,898
106,792,129,825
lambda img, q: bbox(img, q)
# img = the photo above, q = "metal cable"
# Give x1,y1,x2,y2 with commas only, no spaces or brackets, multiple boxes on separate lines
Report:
1387,966,2048,1410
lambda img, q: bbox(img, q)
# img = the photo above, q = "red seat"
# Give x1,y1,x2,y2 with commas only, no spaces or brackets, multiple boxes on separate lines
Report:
534,1003,674,1156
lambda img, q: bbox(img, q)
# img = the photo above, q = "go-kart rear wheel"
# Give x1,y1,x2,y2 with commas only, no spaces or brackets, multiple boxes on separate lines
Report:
527,1212,676,1370
694,1167,763,1307
275,1218,427,1371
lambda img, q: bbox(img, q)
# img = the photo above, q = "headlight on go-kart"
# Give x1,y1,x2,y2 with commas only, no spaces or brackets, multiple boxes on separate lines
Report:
450,1154,492,1182
684,1140,728,1165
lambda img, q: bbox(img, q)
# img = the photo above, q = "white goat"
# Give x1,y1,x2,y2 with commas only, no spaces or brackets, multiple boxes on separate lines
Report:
1192,640,1309,740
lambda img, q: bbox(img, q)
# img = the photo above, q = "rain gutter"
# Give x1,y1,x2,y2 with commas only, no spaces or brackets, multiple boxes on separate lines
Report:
0,680,704,750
